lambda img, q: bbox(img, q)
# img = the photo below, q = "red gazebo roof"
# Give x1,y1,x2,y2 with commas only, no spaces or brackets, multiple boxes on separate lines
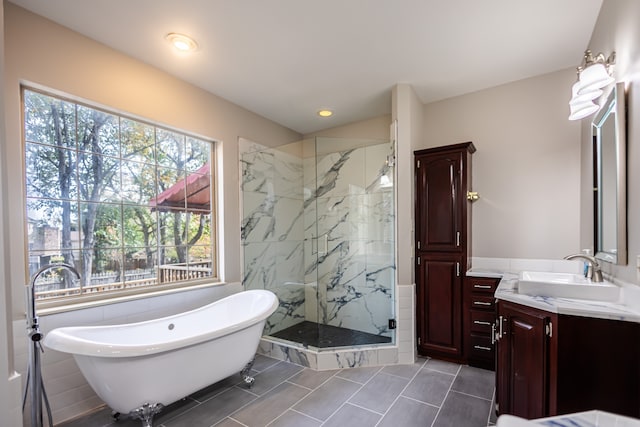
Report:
149,163,210,212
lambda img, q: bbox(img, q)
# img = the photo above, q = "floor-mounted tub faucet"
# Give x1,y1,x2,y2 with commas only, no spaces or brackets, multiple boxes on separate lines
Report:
563,254,603,282
25,263,80,427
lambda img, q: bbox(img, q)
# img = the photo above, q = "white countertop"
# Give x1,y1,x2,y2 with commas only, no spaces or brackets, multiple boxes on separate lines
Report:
467,269,640,323
497,410,640,426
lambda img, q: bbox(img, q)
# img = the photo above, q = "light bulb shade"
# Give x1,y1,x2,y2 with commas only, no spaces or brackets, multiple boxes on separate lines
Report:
577,63,614,94
568,100,599,120
570,81,602,104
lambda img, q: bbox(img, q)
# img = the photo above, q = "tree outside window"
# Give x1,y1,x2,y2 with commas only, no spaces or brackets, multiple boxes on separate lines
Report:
23,88,216,300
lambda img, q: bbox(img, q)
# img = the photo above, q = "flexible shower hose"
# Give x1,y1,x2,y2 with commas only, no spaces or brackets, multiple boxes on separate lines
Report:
22,344,54,427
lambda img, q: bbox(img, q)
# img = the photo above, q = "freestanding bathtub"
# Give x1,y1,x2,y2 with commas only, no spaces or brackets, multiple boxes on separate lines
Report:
44,289,279,427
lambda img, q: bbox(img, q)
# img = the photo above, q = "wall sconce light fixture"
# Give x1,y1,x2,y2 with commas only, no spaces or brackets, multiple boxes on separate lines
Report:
568,50,616,120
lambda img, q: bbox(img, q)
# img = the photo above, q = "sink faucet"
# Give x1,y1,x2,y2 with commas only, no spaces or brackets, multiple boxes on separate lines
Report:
563,254,603,282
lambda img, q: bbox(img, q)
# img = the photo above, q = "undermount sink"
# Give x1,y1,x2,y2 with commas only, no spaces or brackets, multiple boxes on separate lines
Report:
517,271,620,302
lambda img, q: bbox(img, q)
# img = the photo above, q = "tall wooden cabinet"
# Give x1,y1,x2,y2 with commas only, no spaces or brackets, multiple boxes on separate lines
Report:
415,142,475,361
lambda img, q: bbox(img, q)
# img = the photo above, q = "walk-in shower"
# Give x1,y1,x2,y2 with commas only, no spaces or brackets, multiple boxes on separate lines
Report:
240,137,396,353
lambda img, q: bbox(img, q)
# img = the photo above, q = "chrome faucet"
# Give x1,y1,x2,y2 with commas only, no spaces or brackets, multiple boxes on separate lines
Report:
25,263,80,427
563,254,603,282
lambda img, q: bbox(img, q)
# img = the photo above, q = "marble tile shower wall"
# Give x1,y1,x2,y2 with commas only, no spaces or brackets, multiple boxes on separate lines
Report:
307,144,395,337
241,142,306,335
240,138,395,338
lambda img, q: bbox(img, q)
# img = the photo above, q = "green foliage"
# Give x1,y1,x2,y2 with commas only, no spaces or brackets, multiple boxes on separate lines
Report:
24,88,214,288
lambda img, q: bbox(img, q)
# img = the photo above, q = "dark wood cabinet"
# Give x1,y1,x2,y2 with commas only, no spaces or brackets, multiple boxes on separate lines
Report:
496,301,552,419
415,142,475,361
416,253,463,357
463,276,499,370
496,300,640,419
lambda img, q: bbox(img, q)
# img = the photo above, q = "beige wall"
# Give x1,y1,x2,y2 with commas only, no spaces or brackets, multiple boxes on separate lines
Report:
420,70,583,260
1,2,24,425
4,3,301,316
582,0,640,284
304,114,391,140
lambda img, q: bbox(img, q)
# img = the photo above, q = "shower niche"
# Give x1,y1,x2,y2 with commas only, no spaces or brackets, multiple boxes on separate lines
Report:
240,137,396,368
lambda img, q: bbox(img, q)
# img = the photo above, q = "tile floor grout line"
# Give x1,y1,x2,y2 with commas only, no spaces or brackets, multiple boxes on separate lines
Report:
289,407,326,423
399,393,441,409
449,388,495,403
162,385,259,427
264,369,344,427
221,416,249,427
316,366,383,425
486,387,497,426
346,400,387,416
220,366,308,426
372,358,430,426
429,363,462,427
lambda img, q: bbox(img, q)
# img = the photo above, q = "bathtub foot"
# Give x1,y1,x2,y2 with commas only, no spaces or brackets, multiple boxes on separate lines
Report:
129,403,164,427
111,410,120,421
241,358,256,388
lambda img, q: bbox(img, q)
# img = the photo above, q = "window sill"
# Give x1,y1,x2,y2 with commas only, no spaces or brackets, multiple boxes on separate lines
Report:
37,280,229,316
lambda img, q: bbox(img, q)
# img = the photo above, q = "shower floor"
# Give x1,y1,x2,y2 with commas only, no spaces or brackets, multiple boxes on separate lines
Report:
269,321,392,348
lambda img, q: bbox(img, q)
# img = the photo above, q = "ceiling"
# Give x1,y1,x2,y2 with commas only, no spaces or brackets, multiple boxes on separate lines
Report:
9,0,603,134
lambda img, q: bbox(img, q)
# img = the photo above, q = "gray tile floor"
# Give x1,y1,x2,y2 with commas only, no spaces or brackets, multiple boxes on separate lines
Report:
60,355,498,427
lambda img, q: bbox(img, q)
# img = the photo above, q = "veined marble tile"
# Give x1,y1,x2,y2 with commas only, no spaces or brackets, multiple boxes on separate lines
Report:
242,242,277,291
325,284,393,336
316,348,377,370
315,149,366,198
276,240,305,285
265,282,305,335
242,192,303,243
240,149,276,194
241,190,277,242
258,339,316,369
304,282,319,322
238,137,269,155
272,149,304,199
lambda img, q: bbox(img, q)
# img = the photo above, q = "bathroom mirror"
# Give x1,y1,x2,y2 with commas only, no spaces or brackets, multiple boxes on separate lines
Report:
592,82,627,265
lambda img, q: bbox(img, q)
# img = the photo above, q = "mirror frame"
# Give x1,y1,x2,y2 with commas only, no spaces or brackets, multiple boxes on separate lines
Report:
592,82,627,265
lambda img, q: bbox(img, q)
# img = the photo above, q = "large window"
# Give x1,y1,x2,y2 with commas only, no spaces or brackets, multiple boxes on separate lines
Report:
23,88,217,303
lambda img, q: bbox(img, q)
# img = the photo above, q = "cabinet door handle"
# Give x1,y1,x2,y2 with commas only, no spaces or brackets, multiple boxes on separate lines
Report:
473,301,491,306
473,320,492,326
456,262,460,277
491,323,497,344
473,284,492,289
474,345,492,352
498,315,504,338
456,231,460,246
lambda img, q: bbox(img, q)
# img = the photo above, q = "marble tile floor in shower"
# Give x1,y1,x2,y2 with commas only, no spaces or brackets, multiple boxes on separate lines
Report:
60,354,497,427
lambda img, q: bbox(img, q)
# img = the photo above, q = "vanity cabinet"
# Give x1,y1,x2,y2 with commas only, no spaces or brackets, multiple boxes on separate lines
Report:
463,276,500,370
496,300,640,419
415,142,475,361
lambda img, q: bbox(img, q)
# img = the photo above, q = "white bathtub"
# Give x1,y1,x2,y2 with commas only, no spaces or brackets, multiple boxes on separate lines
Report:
44,289,278,425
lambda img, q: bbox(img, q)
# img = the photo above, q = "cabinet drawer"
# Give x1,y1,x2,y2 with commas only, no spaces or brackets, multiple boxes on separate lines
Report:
470,311,495,334
470,334,494,359
470,295,495,310
467,277,499,294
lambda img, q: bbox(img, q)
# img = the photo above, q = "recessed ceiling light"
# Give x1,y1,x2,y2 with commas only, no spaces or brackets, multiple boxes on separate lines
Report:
165,33,198,52
317,109,333,117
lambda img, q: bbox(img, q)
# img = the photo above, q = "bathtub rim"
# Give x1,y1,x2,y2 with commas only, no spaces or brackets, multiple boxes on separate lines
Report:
43,289,278,358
